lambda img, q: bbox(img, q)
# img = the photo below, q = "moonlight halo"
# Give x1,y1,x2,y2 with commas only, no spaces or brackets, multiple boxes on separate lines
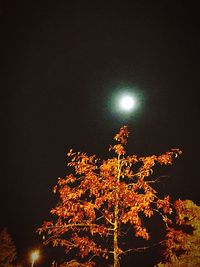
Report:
119,95,136,112
116,92,138,115
108,86,141,119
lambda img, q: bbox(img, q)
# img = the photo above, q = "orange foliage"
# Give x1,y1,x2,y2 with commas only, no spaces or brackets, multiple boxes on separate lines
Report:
0,228,17,267
156,200,200,266
38,126,182,266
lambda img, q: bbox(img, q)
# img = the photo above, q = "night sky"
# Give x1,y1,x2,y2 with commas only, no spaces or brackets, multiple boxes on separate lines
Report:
1,1,200,266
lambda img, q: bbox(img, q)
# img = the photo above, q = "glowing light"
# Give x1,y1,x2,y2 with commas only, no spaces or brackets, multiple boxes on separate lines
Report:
119,95,136,111
119,94,136,112
109,86,141,118
30,250,40,267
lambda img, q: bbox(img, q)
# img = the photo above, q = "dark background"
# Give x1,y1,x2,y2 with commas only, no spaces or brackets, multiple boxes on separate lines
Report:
0,1,199,266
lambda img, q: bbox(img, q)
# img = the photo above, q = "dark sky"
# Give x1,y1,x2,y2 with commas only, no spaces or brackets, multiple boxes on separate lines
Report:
0,1,199,266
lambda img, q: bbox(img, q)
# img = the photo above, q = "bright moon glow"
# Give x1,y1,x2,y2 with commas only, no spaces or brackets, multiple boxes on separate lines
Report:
119,95,136,112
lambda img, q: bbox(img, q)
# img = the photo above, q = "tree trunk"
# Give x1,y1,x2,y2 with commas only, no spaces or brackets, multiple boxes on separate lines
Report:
114,206,119,267
113,155,121,267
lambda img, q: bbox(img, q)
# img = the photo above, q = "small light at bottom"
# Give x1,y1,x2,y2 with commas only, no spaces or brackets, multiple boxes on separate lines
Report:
30,250,40,266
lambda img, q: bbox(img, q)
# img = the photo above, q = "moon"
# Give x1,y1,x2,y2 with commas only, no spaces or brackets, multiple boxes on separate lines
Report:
109,88,140,117
119,94,136,112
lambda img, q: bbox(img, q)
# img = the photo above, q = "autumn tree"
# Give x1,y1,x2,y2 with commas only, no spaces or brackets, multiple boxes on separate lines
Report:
156,200,200,266
0,228,16,267
38,126,182,267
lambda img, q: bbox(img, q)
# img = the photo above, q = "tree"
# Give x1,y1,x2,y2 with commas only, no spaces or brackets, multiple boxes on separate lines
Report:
156,200,200,266
38,126,182,267
0,228,16,267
